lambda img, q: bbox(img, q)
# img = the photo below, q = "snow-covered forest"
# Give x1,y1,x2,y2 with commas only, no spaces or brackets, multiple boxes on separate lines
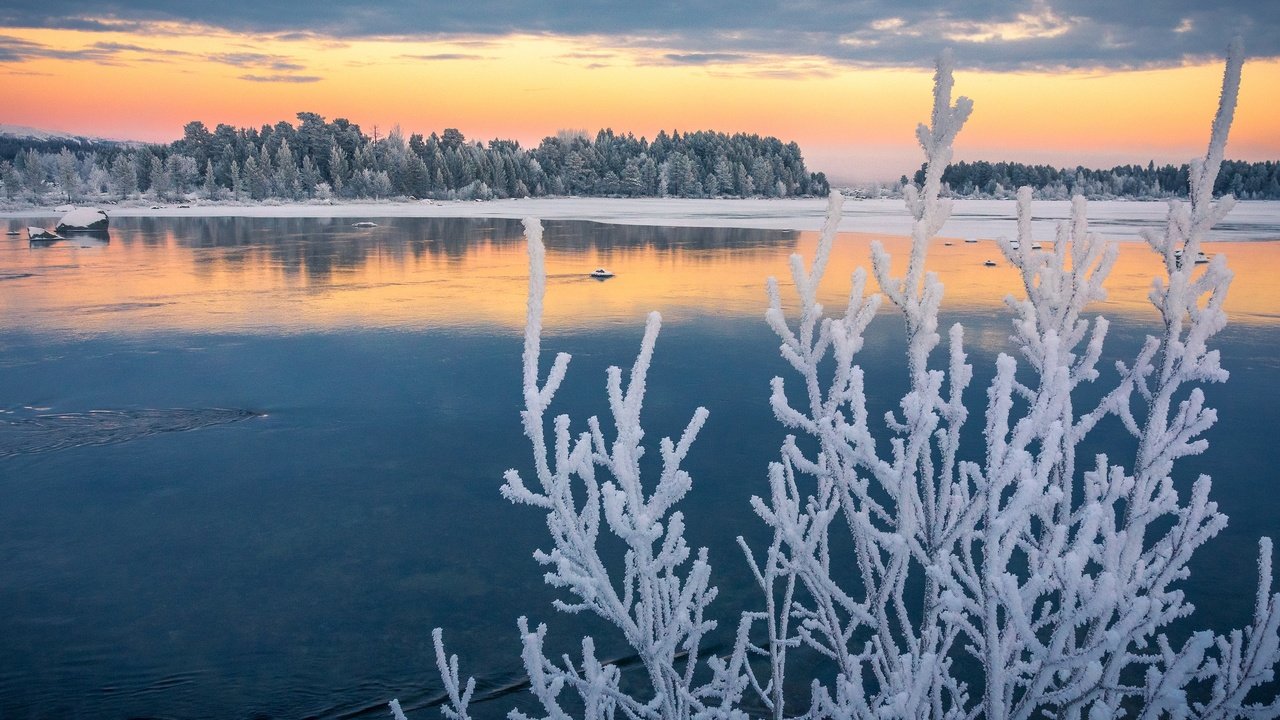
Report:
4,122,1278,208
906,159,1280,201
0,120,828,204
404,43,1280,720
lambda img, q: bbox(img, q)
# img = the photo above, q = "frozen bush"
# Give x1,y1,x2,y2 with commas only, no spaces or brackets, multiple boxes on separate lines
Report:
398,41,1278,720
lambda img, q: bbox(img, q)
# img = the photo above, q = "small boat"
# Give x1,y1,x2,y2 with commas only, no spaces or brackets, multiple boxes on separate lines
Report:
983,260,997,267
590,268,615,279
352,221,378,228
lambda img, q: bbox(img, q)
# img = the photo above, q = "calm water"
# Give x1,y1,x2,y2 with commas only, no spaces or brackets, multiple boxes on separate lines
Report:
0,216,1278,719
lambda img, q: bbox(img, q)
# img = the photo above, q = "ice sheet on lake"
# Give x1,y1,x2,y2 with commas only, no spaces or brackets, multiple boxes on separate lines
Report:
0,407,260,458
5,198,1275,241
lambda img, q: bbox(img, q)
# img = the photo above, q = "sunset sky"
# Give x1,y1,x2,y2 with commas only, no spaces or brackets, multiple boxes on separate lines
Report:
1,1,1277,182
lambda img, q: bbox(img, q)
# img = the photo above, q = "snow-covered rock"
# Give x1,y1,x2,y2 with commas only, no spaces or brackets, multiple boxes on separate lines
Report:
27,226,60,241
56,207,109,233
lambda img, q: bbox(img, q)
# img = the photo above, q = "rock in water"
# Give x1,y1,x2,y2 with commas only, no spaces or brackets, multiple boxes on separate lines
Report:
27,226,61,241
56,207,109,233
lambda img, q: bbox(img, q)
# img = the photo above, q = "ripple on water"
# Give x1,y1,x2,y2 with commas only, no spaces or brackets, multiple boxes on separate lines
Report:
0,407,261,458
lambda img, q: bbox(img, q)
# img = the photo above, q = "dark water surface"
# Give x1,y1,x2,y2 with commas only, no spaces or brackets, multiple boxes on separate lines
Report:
0,216,1277,719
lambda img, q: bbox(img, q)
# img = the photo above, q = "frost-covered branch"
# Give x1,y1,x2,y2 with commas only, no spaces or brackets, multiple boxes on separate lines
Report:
748,38,1276,720
401,38,1278,720
752,51,975,718
418,216,745,720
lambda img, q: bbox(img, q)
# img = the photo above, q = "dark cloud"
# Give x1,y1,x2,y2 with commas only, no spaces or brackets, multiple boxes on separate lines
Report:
0,34,123,63
274,31,323,41
399,52,487,61
0,35,313,73
39,16,152,33
210,51,303,70
238,73,321,83
656,52,750,65
0,1,1274,69
710,65,836,80
90,41,174,53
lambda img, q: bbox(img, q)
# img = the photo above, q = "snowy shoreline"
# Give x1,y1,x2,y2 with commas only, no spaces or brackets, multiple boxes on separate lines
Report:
4,197,1279,241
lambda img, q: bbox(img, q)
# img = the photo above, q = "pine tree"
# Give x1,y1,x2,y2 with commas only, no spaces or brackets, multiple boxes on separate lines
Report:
620,158,643,197
751,156,774,196
109,154,137,200
22,149,46,199
149,155,171,200
230,159,243,200
327,142,348,196
167,154,197,196
258,143,272,178
713,155,734,195
55,149,79,202
242,155,268,200
0,161,20,200
300,155,321,198
203,160,217,199
274,139,302,199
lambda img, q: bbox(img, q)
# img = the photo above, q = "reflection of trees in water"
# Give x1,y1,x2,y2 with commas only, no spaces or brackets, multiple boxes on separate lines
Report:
542,221,798,253
103,217,800,280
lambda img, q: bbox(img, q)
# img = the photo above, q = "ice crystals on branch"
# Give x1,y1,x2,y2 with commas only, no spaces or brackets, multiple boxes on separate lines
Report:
397,38,1279,720
751,37,1278,720
415,216,723,720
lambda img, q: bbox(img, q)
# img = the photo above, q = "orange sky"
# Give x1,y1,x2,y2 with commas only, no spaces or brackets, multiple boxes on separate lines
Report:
2,26,1277,181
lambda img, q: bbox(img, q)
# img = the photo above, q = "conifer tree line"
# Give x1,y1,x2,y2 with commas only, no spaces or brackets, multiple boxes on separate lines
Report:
909,158,1280,199
0,112,829,202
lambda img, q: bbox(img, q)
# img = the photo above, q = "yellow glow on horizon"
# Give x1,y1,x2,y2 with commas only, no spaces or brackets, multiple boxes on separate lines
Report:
0,26,1276,179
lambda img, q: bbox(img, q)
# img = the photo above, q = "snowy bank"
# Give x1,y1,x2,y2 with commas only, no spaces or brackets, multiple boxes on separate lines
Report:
4,197,1279,241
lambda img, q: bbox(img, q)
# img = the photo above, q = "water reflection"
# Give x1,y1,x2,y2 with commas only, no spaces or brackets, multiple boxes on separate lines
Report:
0,216,1277,719
27,229,109,249
3,218,806,335
3,216,1279,337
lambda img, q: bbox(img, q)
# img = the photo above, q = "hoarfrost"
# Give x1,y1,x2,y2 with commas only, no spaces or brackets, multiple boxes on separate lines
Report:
397,39,1279,720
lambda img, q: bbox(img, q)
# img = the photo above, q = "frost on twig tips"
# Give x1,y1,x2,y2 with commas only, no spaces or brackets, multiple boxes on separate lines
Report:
405,40,1278,720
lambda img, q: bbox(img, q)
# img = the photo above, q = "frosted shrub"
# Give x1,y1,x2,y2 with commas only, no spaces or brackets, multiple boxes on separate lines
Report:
397,41,1279,719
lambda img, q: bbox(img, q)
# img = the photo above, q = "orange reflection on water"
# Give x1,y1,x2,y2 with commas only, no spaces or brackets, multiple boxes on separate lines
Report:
1,221,1277,338
804,233,1280,326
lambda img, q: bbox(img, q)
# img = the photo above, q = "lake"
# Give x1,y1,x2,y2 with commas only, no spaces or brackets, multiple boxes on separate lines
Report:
1,213,1278,719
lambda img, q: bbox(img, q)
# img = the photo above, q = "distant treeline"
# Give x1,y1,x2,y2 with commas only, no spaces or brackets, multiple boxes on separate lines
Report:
909,159,1280,200
0,112,829,202
0,135,126,161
